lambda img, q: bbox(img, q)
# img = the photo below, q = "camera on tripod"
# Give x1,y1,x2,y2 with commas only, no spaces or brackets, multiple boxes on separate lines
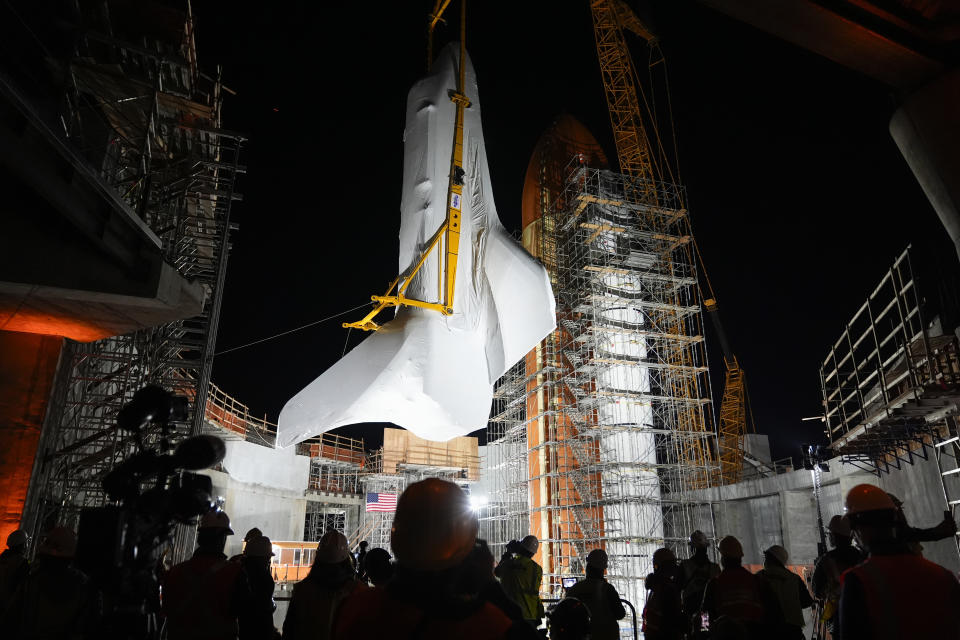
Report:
74,385,227,639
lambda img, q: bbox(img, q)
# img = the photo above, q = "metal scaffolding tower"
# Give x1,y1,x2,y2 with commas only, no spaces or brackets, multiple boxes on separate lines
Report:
483,159,719,616
21,1,244,546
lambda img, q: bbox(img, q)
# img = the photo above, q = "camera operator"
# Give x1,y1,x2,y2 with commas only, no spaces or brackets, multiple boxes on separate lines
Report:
162,511,252,640
2,527,101,640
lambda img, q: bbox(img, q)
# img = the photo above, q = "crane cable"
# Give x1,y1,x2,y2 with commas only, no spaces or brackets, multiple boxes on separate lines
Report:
214,302,372,357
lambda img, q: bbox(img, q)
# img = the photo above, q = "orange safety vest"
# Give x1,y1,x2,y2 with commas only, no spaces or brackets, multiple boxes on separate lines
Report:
843,554,960,640
712,567,764,623
163,554,243,640
334,585,514,640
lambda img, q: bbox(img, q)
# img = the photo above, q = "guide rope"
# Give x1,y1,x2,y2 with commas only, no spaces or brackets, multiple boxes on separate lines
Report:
215,302,371,356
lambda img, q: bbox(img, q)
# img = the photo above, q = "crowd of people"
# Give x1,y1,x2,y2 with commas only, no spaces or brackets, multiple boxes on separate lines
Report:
1,479,959,639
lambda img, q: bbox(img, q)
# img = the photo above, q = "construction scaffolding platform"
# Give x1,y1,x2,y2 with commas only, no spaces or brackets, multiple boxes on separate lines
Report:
822,246,960,474
482,159,720,614
20,1,244,557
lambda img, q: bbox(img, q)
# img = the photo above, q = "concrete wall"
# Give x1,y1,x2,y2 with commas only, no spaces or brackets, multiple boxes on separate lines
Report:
201,440,311,558
711,453,960,572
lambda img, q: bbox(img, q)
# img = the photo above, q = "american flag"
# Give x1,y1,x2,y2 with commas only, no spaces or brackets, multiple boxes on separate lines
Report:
366,492,397,513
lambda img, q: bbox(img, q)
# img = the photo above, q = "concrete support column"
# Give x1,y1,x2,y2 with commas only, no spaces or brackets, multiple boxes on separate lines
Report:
890,69,960,261
0,331,63,544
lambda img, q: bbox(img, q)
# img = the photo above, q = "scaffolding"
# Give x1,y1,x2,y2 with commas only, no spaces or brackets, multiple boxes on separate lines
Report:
21,1,244,552
821,246,960,474
484,159,719,618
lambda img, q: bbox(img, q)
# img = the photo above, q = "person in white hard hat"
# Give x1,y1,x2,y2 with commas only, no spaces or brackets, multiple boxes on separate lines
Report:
0,529,30,610
162,510,252,640
757,545,813,639
495,534,544,627
2,526,99,640
678,530,719,633
812,514,863,634
283,529,366,640
565,549,626,640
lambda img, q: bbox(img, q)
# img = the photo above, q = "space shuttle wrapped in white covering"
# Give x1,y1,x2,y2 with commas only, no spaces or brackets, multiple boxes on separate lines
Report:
277,45,555,447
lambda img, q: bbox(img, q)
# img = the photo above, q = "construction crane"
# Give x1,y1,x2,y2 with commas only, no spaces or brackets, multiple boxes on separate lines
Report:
343,0,469,332
589,0,750,484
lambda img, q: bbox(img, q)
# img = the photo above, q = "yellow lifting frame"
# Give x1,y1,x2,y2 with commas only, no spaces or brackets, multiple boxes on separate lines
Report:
344,0,469,332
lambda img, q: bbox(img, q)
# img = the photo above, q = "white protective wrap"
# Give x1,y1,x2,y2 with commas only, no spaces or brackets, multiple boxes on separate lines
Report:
277,45,555,447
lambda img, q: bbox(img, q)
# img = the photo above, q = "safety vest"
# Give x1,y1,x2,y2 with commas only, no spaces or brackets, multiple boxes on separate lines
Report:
843,554,960,640
163,554,243,640
712,567,764,623
334,585,515,640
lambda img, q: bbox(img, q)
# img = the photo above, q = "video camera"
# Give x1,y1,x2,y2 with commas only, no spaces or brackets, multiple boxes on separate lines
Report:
75,385,226,640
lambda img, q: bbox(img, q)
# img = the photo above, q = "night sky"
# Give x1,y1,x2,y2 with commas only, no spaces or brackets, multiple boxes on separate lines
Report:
195,1,950,462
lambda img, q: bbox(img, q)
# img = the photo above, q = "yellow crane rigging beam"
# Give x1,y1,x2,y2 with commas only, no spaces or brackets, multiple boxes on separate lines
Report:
344,1,469,332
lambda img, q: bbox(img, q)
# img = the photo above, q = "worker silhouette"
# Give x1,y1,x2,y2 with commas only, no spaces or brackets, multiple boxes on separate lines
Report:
334,478,537,639
355,540,369,582
163,511,251,640
838,484,960,640
700,536,767,640
678,530,719,634
495,534,545,628
886,491,958,554
0,529,30,613
2,526,100,640
812,515,863,634
641,548,684,640
229,527,263,563
239,536,279,640
361,547,393,587
756,545,813,639
546,597,591,640
283,530,365,640
565,549,625,640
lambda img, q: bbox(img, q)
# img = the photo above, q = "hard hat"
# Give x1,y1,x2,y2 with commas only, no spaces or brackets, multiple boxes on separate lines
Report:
827,514,851,536
37,526,77,558
586,548,608,570
717,535,743,559
359,540,369,548
6,529,29,548
652,547,676,568
199,510,235,534
243,527,263,542
764,545,788,566
245,536,275,558
547,597,592,640
521,535,539,555
690,530,709,548
844,484,896,516
885,492,904,509
390,478,478,572
316,530,351,564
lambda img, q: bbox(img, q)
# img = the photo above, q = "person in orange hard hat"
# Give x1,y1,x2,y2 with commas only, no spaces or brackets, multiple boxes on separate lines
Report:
163,510,252,640
495,534,544,627
837,484,960,640
700,536,768,639
565,549,625,640
812,514,863,635
283,530,364,640
334,478,537,640
757,545,813,640
2,526,100,640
